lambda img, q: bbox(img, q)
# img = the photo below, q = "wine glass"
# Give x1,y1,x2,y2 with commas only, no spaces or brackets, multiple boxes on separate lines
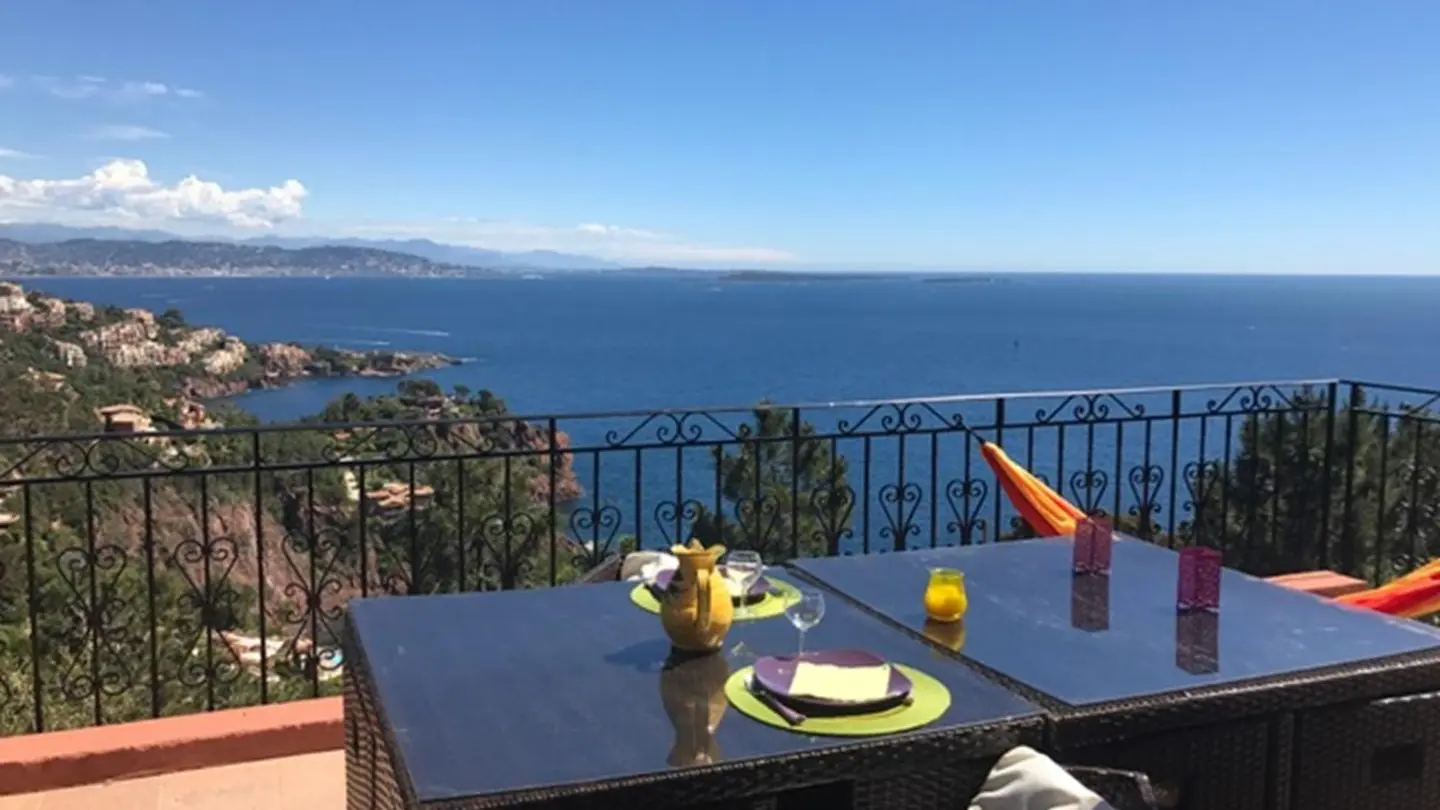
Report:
785,589,826,655
725,550,763,617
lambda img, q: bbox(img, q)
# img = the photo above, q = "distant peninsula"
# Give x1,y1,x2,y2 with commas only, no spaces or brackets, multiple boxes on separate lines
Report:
0,228,1014,284
0,237,502,279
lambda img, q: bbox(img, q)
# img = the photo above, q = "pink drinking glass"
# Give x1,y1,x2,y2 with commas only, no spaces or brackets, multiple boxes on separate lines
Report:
1073,516,1114,574
1177,547,1222,612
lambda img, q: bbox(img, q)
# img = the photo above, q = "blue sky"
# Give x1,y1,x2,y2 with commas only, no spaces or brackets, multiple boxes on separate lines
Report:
1,1,1438,271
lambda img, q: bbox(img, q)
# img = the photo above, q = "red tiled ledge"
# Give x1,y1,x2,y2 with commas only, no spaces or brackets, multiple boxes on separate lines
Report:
1266,570,1369,598
0,696,342,797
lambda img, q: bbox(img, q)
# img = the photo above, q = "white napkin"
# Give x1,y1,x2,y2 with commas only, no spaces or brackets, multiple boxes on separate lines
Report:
968,746,1113,810
622,551,678,582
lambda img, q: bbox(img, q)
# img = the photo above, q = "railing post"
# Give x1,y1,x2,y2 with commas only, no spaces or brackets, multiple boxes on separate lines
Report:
984,394,1008,539
1319,381,1339,570
790,407,802,559
23,484,43,733
547,417,559,586
1167,389,1181,547
251,429,268,704
1340,384,1362,575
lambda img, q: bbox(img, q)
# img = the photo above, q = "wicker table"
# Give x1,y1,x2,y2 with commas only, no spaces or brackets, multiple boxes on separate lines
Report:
790,538,1440,810
343,579,1044,810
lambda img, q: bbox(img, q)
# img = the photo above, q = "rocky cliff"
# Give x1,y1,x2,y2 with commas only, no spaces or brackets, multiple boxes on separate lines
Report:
0,280,460,398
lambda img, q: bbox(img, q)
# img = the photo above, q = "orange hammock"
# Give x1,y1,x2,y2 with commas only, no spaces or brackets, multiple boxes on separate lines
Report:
1335,559,1440,619
980,441,1086,537
980,439,1440,619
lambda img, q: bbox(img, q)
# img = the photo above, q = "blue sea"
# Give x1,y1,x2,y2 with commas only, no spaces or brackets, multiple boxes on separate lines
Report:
20,273,1440,549
21,273,1440,420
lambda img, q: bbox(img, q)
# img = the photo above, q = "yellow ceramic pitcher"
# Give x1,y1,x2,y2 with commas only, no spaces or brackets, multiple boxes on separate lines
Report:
659,540,734,653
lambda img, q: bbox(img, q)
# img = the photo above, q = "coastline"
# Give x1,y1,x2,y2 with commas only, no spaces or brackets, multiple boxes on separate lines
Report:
0,279,462,429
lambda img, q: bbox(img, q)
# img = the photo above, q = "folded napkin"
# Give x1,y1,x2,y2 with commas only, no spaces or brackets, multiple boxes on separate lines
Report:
622,551,677,582
968,746,1112,810
787,661,893,702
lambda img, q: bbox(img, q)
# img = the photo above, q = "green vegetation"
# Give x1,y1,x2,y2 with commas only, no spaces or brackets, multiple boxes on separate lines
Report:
1183,388,1440,583
691,404,853,562
1001,387,1440,587
0,296,569,736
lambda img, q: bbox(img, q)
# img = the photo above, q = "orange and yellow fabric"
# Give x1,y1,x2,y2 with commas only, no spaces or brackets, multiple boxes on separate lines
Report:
981,442,1087,537
1336,559,1440,619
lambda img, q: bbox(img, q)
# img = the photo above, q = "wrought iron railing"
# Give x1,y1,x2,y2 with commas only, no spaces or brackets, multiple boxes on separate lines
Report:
1,378,1438,736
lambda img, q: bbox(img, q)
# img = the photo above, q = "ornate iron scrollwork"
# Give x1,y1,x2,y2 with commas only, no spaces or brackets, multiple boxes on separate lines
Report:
943,478,989,545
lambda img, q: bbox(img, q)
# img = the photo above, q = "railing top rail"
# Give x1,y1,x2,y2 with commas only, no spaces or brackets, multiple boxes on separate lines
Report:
0,377,1343,445
1340,379,1440,398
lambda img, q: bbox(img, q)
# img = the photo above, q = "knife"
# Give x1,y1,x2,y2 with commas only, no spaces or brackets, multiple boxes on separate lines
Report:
748,676,806,726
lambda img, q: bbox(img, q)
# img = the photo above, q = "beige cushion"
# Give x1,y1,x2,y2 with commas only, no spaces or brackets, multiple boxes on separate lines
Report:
968,746,1111,810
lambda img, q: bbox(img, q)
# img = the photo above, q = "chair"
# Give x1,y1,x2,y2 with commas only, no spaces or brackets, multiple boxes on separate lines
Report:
575,553,623,583
577,550,677,584
1062,765,1164,809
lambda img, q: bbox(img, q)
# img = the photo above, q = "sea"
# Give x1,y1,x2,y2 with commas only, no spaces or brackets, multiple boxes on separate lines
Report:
18,272,1440,548
20,273,1440,420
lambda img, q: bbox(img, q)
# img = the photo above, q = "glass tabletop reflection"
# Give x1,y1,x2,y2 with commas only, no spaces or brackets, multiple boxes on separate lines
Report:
791,538,1440,708
345,575,1041,804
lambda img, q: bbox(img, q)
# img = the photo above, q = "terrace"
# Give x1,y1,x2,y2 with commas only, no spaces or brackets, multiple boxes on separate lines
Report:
0,378,1438,809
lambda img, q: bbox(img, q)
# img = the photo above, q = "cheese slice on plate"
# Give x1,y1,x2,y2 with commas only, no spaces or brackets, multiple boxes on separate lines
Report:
787,662,893,702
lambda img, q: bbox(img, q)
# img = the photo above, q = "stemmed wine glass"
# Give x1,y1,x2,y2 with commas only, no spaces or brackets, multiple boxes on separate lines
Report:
785,589,826,655
725,550,764,618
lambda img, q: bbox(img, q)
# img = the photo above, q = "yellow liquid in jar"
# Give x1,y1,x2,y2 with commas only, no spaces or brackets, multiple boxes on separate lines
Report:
924,582,968,622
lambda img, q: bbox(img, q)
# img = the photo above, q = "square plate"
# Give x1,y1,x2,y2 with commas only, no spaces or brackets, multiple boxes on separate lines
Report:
753,649,913,710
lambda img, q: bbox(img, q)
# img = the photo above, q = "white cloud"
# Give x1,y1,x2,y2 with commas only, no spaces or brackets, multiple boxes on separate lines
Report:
34,74,105,100
0,159,307,229
28,75,203,103
575,222,667,241
0,153,794,265
121,81,169,98
0,148,40,160
0,75,13,90
88,125,171,141
333,217,797,265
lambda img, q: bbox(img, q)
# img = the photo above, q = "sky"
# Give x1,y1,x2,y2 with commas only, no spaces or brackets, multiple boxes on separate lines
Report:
1,1,1439,272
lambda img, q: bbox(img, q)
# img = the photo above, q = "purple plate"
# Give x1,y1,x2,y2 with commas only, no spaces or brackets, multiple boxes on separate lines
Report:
650,567,773,603
753,649,913,710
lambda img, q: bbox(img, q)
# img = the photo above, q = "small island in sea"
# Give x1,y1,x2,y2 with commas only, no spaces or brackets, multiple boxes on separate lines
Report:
720,269,895,282
920,275,1004,284
718,269,1006,284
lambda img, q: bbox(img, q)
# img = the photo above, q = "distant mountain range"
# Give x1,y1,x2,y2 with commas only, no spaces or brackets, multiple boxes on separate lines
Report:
0,223,623,272
0,222,1005,282
0,235,491,279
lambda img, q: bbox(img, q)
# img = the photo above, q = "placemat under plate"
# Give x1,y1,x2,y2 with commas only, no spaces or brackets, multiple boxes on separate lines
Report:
723,663,951,736
630,579,803,621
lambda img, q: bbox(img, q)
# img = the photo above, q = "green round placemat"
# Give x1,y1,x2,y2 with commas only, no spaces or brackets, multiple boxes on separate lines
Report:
723,664,951,737
629,579,802,621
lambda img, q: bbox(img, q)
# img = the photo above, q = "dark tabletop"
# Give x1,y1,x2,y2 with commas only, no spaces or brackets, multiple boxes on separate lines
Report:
345,576,1041,803
791,538,1440,708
